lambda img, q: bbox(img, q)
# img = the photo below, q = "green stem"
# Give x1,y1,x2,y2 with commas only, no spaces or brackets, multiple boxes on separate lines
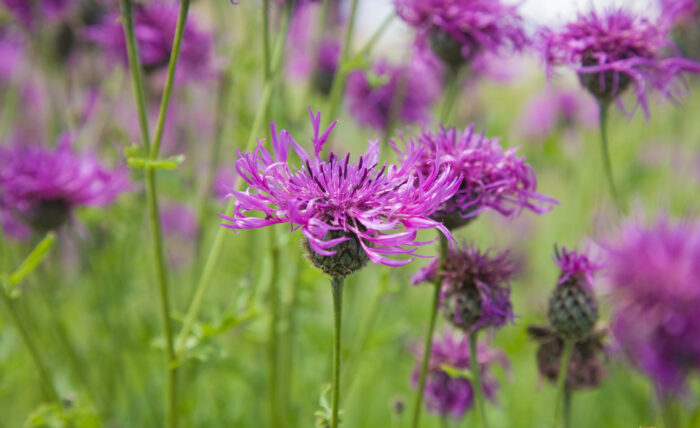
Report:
330,276,345,428
553,340,575,428
563,388,572,428
439,69,462,124
469,331,489,428
598,101,622,212
262,0,271,80
1,288,59,402
411,235,449,428
661,395,679,428
267,230,281,428
324,0,360,122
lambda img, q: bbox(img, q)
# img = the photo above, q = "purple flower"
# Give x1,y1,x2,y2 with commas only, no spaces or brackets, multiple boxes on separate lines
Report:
346,58,441,131
83,1,213,80
0,31,24,83
659,0,698,26
400,124,555,230
0,134,129,233
395,0,527,67
411,332,507,419
516,88,598,140
1,0,74,29
554,245,602,289
538,8,700,118
413,244,515,332
219,109,460,270
606,218,700,394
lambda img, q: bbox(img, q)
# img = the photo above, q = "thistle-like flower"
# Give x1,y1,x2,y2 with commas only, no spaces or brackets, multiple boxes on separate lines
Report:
0,135,129,233
547,246,601,341
411,331,507,419
413,244,515,332
538,8,700,117
400,124,555,230
394,0,527,69
346,58,441,131
606,218,700,393
219,109,460,277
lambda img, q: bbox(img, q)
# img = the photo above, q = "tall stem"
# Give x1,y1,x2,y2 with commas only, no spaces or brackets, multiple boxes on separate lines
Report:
598,101,622,212
411,235,448,428
469,331,489,428
1,289,59,402
267,230,281,428
553,340,575,427
440,69,462,124
563,388,572,428
324,0,360,122
330,276,345,428
262,0,271,80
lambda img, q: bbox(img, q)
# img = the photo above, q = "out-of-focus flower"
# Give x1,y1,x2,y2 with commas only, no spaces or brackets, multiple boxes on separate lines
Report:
1,0,75,29
346,58,441,131
606,218,700,394
527,323,607,390
83,0,213,80
0,31,23,82
660,0,700,61
538,8,700,118
0,134,129,233
400,124,555,230
412,244,515,332
548,246,601,340
411,332,507,419
516,88,598,140
219,109,460,277
659,0,698,26
395,0,527,69
160,202,197,268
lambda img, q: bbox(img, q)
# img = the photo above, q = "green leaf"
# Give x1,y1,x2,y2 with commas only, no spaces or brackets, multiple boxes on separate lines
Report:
6,232,56,294
440,364,474,381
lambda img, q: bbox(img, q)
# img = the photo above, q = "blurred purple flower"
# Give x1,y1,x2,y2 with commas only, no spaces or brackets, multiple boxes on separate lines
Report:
0,134,129,233
395,0,527,68
83,0,213,80
219,109,460,267
0,31,23,82
413,244,515,332
659,0,698,26
516,88,598,140
538,8,700,118
411,332,507,419
554,245,602,289
606,218,700,394
1,0,74,28
400,124,555,230
346,58,441,131
161,202,197,268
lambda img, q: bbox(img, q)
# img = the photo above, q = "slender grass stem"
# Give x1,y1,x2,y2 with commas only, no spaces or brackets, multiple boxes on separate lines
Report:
469,331,489,428
411,235,449,428
563,388,572,428
553,340,575,428
262,0,271,80
598,101,622,212
324,0,360,123
330,276,345,428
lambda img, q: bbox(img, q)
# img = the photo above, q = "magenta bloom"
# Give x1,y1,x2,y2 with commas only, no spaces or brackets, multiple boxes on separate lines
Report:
395,0,527,67
554,245,602,289
402,124,555,229
0,135,129,233
413,244,515,331
606,219,700,394
660,0,698,25
412,332,507,419
220,110,460,270
538,8,700,117
1,0,74,28
0,31,23,83
516,88,598,140
84,1,213,80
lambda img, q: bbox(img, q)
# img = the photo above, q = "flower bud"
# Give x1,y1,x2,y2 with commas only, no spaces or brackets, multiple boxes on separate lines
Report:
305,230,369,278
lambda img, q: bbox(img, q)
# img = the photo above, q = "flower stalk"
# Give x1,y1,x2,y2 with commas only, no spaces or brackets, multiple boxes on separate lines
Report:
469,331,489,428
330,276,345,428
553,340,575,428
598,100,622,212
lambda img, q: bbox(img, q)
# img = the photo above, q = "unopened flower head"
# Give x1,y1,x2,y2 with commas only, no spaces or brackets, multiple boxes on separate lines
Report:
413,244,515,332
606,218,700,393
219,109,460,277
395,0,527,68
548,246,601,340
538,8,700,117
402,124,555,230
346,58,441,131
411,332,507,419
0,135,129,233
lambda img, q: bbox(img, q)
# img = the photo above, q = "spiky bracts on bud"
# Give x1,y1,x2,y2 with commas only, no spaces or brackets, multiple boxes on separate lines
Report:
304,230,369,278
547,246,601,340
413,244,515,332
528,324,607,390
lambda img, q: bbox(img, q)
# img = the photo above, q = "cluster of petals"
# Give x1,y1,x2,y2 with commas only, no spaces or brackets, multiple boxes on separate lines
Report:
554,245,601,289
412,332,507,418
394,0,527,61
538,8,700,118
605,218,700,393
403,124,555,223
219,110,460,267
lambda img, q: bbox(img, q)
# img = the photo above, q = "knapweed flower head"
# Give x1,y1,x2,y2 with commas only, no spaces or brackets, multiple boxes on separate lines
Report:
0,135,129,233
219,109,460,277
346,58,441,131
413,244,515,332
516,88,598,140
394,0,527,68
528,323,607,390
538,8,700,117
83,0,213,80
411,331,507,419
606,218,700,393
402,124,555,230
548,246,601,340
